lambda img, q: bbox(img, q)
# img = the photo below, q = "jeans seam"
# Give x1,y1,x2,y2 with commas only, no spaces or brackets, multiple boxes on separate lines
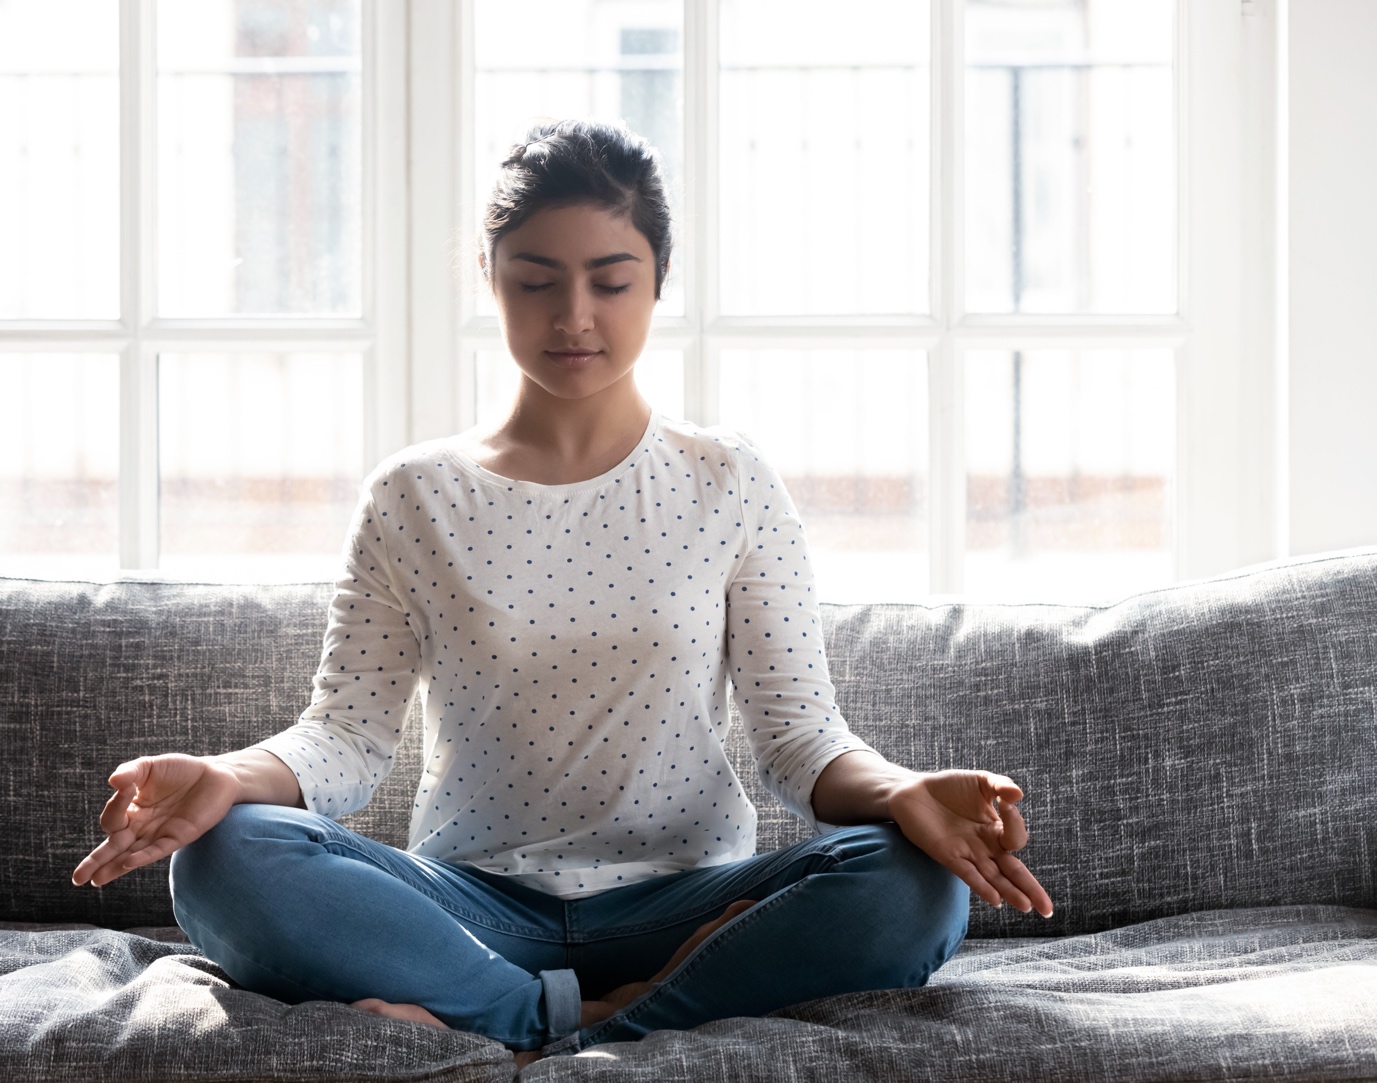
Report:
578,844,845,940
576,875,811,1044
313,833,561,942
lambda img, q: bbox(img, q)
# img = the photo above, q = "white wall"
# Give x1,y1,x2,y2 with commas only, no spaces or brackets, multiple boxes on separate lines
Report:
1287,0,1377,555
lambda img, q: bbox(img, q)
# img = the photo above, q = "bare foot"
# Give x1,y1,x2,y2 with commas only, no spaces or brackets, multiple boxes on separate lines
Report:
580,898,760,1027
649,898,759,985
350,998,448,1030
351,1001,543,1068
351,900,759,1062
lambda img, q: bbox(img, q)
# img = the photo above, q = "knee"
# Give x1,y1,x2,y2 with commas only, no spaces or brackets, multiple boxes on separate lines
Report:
169,804,309,928
830,822,970,980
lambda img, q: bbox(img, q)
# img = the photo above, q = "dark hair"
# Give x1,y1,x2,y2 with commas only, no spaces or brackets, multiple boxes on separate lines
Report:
482,118,673,299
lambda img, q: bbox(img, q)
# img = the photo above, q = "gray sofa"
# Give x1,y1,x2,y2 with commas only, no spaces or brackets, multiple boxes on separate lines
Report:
3,548,1376,1081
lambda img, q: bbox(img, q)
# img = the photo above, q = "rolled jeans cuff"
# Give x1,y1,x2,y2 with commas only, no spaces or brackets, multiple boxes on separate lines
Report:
538,968,581,1045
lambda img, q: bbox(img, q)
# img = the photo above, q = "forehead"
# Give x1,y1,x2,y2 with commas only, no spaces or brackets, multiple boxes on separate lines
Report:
496,202,653,263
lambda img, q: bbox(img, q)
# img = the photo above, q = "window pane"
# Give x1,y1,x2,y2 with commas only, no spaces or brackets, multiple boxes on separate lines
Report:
719,350,928,602
0,354,119,575
0,1,119,320
475,350,684,429
473,0,685,317
964,0,1175,314
965,349,1174,601
159,353,363,577
156,0,362,317
719,0,930,316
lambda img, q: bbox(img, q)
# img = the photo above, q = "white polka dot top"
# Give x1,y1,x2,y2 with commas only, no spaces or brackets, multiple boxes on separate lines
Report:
253,411,882,899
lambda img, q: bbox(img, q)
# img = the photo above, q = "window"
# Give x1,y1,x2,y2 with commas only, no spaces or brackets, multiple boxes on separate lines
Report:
3,1,1268,602
0,0,403,580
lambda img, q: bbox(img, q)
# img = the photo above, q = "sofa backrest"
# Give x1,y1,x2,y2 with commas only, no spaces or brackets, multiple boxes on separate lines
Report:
2,548,1374,937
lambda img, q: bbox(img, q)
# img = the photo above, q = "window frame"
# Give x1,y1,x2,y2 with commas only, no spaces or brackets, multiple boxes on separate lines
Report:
0,0,407,573
0,0,1279,589
413,0,1278,594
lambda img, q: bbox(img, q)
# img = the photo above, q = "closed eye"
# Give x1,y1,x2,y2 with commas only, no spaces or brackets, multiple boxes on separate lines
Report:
519,282,553,293
598,284,631,295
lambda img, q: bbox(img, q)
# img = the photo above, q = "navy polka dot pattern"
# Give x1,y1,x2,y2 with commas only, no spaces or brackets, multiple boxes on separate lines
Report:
253,412,882,899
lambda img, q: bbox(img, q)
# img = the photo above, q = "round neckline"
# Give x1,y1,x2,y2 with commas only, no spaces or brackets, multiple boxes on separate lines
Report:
445,411,659,495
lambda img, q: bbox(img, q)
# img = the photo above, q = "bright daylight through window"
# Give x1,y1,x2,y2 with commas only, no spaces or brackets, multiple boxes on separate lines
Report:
1,0,1180,605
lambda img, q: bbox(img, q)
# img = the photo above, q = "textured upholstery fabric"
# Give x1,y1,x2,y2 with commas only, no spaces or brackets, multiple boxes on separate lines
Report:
2,549,1376,1081
3,550,1375,933
0,923,515,1082
4,906,1375,1082
820,551,1377,937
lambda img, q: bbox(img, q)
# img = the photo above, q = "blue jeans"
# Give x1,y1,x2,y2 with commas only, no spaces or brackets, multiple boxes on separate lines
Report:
169,804,969,1057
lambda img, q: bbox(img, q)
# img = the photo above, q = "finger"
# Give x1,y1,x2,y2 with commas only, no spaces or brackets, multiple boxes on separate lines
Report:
72,829,138,886
89,847,151,888
996,853,1054,918
99,783,140,834
118,836,181,873
986,774,1024,805
947,857,1003,910
976,855,1034,913
108,758,151,789
998,799,1029,851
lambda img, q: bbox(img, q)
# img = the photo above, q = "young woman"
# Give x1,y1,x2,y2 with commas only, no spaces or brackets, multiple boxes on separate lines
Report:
72,119,1051,1068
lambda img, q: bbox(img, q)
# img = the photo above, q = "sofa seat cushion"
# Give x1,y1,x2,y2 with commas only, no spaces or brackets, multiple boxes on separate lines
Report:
3,905,1374,1082
0,923,515,1082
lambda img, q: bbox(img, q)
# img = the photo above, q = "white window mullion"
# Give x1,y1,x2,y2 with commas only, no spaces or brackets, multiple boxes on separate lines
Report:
1178,0,1253,580
409,0,460,446
119,0,158,569
368,0,411,462
683,0,718,427
118,351,158,569
453,0,479,432
930,0,964,594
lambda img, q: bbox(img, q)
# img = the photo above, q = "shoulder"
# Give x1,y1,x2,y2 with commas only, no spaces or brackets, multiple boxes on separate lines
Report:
652,414,776,475
359,436,460,499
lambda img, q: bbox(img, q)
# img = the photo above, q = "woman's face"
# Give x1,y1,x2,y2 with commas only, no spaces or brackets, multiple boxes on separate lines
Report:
489,202,658,405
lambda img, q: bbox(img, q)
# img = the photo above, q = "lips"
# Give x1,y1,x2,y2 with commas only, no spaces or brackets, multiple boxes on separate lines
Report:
545,349,602,367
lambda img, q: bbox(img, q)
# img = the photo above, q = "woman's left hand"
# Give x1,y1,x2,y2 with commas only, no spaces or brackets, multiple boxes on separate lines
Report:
889,770,1054,918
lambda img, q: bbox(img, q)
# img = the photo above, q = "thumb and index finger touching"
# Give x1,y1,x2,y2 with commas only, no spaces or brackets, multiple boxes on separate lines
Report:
99,758,153,833
974,771,1032,853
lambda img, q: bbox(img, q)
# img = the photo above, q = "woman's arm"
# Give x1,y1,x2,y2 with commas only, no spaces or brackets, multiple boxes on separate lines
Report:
809,747,919,825
211,747,306,808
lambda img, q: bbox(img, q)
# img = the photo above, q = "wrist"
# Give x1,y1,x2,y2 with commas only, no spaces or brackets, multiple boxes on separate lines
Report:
209,748,303,808
884,771,931,821
205,753,250,804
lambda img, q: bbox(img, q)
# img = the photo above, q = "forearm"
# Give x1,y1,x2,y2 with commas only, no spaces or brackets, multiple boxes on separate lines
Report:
809,748,924,826
211,748,306,809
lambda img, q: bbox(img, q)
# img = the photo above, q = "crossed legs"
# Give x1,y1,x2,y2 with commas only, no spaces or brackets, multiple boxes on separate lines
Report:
170,805,969,1064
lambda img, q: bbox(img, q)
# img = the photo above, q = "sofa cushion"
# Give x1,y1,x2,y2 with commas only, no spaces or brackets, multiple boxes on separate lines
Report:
0,922,514,1082
2,547,1375,935
3,906,1374,1082
821,548,1377,936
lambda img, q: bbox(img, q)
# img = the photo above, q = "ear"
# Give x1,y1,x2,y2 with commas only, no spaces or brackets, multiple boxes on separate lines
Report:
478,251,489,279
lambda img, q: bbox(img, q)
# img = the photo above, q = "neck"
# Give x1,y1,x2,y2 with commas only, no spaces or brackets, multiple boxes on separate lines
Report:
503,374,652,467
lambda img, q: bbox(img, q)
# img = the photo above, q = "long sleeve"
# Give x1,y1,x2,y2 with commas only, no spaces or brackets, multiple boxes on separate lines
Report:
252,483,422,818
725,434,884,835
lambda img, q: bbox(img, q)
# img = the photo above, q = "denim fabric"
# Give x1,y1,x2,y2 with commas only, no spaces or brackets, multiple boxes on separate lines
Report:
168,805,968,1055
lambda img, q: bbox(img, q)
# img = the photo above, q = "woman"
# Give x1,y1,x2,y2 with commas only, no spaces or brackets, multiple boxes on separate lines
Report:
72,119,1052,1068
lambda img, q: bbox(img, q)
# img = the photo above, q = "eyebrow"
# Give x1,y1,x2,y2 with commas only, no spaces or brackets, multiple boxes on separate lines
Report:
510,252,642,270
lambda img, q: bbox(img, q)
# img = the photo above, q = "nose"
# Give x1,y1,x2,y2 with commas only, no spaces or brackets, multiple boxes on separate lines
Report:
552,285,595,335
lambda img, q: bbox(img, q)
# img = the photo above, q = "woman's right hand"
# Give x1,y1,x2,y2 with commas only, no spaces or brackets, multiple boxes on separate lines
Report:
71,754,241,888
